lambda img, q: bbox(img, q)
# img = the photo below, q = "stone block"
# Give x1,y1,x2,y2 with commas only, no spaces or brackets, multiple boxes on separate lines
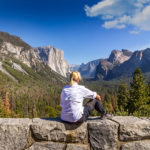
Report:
0,118,30,150
31,118,87,143
88,119,119,150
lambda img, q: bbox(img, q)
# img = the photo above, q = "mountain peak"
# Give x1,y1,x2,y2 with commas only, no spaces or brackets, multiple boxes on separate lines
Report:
0,31,31,50
108,49,132,64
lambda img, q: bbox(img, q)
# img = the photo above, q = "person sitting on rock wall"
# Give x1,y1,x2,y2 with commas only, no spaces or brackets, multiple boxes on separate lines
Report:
60,71,112,123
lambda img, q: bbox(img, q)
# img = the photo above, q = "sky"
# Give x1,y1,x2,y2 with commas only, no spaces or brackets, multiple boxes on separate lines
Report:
1,0,150,64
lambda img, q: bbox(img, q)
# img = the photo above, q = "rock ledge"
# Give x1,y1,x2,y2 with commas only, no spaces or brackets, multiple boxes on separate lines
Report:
0,116,149,150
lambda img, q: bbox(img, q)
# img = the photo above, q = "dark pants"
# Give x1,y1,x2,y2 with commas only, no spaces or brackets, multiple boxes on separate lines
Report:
76,99,106,123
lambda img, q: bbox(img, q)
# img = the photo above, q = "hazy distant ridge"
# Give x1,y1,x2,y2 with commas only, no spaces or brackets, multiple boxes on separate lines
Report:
72,48,150,80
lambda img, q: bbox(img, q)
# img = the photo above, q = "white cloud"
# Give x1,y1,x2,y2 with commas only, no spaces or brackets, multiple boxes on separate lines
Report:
103,20,126,29
102,15,113,20
85,0,116,17
131,5,150,30
85,0,150,32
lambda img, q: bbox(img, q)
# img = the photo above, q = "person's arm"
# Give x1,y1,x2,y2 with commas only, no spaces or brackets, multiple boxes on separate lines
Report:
81,86,102,101
81,86,97,99
96,94,101,101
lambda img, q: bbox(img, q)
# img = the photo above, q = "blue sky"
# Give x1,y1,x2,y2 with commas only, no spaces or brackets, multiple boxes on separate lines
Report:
1,0,150,64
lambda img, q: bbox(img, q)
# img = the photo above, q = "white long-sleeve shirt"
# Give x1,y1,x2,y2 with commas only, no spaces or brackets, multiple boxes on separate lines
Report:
60,82,97,122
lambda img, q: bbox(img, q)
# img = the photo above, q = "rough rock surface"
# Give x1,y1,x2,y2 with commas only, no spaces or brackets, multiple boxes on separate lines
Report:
0,117,150,150
95,49,132,80
95,59,113,79
88,119,119,150
0,118,30,150
121,141,150,150
108,49,132,65
66,144,89,150
105,48,150,80
0,61,18,82
111,116,150,141
34,46,70,77
1,42,42,69
31,118,87,143
27,142,66,150
12,62,28,75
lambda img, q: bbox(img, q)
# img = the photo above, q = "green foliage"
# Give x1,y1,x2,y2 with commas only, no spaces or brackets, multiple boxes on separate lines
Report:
117,83,129,112
0,31,31,50
0,55,67,118
115,68,150,117
128,68,147,115
1,55,150,118
91,110,100,116
2,63,31,83
45,106,57,118
147,82,150,104
44,105,61,118
84,67,150,117
103,92,111,112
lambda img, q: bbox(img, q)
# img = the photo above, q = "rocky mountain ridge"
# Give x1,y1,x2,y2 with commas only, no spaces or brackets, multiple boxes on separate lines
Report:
73,48,150,80
2,31,150,81
77,59,100,78
0,31,70,78
103,48,150,80
0,41,43,70
74,49,133,80
108,49,133,64
34,46,70,77
0,31,67,84
96,49,133,80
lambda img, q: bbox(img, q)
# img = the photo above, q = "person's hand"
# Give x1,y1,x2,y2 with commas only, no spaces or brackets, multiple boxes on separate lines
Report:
96,94,101,101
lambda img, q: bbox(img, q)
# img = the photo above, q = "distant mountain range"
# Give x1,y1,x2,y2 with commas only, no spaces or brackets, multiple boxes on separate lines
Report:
1,30,150,82
71,48,150,80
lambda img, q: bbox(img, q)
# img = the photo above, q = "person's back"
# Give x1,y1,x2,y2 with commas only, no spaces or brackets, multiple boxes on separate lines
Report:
60,71,111,124
60,82,96,122
60,83,83,122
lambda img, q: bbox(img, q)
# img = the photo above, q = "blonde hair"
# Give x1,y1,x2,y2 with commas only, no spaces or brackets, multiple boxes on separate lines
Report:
70,71,82,86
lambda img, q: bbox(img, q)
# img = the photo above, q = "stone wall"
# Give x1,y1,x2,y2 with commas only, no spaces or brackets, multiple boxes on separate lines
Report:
0,116,150,150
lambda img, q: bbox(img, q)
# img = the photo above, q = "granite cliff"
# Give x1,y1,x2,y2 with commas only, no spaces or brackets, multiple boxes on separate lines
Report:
95,49,133,80
34,46,70,77
106,48,150,80
0,32,43,70
0,31,70,78
75,49,133,80
78,48,150,80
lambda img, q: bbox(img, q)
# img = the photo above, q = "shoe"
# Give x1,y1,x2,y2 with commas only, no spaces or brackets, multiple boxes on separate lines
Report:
100,113,113,119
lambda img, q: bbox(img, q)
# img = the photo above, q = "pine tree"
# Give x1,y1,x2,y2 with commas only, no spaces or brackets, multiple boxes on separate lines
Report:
142,82,150,116
103,92,111,112
111,94,118,112
4,91,11,116
117,83,129,112
32,101,37,118
147,82,150,104
128,68,147,115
